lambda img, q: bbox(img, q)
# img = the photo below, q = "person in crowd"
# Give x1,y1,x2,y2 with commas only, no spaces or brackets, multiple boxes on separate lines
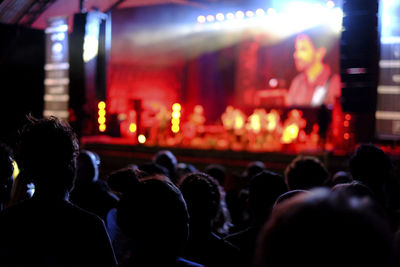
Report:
138,161,170,177
284,155,329,190
324,170,353,187
177,162,197,183
0,142,14,211
273,189,308,208
106,167,143,264
152,150,179,184
116,175,202,266
179,172,238,267
69,149,119,221
204,164,233,236
286,29,341,107
226,170,288,267
0,116,116,266
255,188,397,267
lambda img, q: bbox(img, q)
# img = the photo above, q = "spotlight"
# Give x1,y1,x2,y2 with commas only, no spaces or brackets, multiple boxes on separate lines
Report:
326,0,335,8
267,8,276,16
246,10,254,17
226,12,235,20
235,11,244,19
197,15,206,24
256,8,265,16
206,15,215,22
216,13,224,21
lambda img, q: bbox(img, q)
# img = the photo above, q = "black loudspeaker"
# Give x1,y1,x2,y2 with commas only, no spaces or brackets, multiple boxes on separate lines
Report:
69,11,110,137
340,0,379,113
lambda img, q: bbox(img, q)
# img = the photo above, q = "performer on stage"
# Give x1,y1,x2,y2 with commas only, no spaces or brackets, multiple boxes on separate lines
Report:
287,32,341,107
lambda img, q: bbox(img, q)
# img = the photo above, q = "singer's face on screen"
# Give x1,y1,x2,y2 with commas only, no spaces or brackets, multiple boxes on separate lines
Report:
293,34,316,72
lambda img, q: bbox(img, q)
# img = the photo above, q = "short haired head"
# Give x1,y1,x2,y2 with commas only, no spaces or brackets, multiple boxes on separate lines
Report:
285,155,329,190
153,150,178,183
75,150,99,184
349,144,392,189
256,189,396,267
16,116,79,193
248,170,288,225
117,176,189,258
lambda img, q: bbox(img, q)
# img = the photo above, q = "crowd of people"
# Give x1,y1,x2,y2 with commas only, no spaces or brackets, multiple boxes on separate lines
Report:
0,115,399,266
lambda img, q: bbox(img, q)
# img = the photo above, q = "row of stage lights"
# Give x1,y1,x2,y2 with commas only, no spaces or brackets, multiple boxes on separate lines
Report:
197,0,336,24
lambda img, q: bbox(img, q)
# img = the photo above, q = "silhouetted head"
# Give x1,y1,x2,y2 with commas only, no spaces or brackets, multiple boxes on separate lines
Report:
325,171,353,187
117,176,189,260
0,142,14,207
179,172,220,229
248,170,288,226
285,155,329,190
204,164,226,187
153,150,178,183
75,150,100,185
138,162,169,177
243,161,265,182
107,167,143,196
16,116,79,195
273,189,308,208
349,144,392,191
177,162,197,182
256,189,396,267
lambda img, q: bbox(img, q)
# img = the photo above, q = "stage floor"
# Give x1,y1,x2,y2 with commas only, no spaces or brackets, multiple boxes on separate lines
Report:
81,136,354,179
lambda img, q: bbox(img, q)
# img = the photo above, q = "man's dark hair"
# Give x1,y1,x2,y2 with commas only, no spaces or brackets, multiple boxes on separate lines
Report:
285,155,329,190
16,116,79,192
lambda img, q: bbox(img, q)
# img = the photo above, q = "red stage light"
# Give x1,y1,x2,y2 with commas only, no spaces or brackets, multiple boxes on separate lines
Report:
344,121,349,127
344,133,350,140
345,114,351,121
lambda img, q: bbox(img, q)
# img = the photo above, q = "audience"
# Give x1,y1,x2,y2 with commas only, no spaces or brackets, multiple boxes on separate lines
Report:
0,116,116,266
0,115,398,267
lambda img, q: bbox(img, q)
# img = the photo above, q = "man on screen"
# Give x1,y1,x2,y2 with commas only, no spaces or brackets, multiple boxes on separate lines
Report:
286,32,341,107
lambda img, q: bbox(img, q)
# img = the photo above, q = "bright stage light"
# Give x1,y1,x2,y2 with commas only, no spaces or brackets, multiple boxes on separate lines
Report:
206,15,215,22
197,15,206,24
235,11,244,19
226,12,235,20
267,8,276,16
326,0,335,8
256,8,265,16
138,134,146,144
129,123,137,133
246,11,254,17
216,13,225,21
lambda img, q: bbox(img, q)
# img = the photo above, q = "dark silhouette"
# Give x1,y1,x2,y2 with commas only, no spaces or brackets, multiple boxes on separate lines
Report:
0,116,116,266
180,172,238,267
204,164,233,236
0,142,14,211
225,170,288,267
153,150,179,184
139,161,170,177
324,170,353,187
255,189,396,267
273,189,308,208
69,149,119,221
284,155,329,190
116,176,202,266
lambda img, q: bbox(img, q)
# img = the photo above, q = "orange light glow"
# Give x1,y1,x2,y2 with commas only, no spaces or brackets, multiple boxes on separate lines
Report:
171,125,180,133
234,115,244,130
138,134,146,144
98,109,106,117
249,114,261,133
172,111,180,119
129,123,137,133
98,101,106,110
281,124,299,144
99,124,106,132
